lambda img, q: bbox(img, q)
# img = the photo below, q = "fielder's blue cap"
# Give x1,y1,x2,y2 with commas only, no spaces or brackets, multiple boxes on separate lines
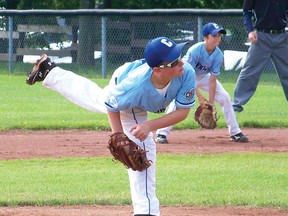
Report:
202,22,226,37
144,36,188,68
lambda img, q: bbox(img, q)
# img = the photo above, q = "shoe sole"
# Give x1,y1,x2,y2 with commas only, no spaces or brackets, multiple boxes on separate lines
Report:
230,138,249,142
155,139,168,144
233,105,244,113
26,54,48,85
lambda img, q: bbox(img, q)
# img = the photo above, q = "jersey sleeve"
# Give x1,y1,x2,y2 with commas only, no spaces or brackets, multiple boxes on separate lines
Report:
182,46,197,68
210,49,224,76
243,0,255,33
104,61,145,112
174,62,196,109
104,78,138,112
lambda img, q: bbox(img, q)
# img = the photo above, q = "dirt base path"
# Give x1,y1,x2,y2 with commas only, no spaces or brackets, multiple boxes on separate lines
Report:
0,128,287,216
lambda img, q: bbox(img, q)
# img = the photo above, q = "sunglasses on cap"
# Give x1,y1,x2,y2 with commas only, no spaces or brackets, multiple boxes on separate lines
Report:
158,55,181,68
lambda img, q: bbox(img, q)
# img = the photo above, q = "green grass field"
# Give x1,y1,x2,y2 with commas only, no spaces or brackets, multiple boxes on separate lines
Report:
1,154,287,208
1,73,288,130
1,71,288,209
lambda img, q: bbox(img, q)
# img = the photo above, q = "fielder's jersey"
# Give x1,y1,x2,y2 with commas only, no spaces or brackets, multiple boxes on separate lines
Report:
182,42,223,76
105,59,196,113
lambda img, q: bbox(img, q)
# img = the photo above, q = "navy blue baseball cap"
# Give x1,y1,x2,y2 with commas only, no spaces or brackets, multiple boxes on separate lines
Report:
202,22,226,37
144,36,188,68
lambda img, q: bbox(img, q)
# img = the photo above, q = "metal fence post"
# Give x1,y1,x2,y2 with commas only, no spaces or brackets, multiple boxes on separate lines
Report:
8,16,14,73
197,16,203,42
101,16,107,79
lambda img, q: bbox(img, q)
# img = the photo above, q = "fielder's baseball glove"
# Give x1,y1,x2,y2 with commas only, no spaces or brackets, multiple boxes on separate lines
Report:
194,104,218,129
107,132,152,172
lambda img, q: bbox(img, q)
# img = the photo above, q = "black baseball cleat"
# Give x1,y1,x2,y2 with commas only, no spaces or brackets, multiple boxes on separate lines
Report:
230,132,249,142
233,104,244,113
26,54,56,85
155,134,169,144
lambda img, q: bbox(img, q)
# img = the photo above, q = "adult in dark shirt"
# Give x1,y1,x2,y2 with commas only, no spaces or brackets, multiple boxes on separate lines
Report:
233,0,288,112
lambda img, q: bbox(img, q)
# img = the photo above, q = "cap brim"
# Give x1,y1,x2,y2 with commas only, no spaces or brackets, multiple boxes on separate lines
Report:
211,28,226,36
163,42,189,63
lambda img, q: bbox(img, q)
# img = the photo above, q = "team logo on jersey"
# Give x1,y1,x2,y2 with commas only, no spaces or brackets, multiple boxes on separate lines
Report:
195,62,212,73
108,96,118,109
185,88,195,100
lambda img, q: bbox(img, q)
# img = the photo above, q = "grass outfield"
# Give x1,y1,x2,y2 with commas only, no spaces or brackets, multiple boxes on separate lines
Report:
0,72,288,209
0,73,288,130
0,154,287,208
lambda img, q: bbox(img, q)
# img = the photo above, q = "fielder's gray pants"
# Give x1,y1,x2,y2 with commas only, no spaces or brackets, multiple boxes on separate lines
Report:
233,31,288,106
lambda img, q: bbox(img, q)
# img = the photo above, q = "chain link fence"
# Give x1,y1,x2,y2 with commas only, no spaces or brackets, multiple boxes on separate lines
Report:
0,9,280,82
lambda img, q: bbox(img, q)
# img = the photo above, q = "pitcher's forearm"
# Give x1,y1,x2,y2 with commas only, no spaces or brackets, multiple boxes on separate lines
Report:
107,110,123,133
144,108,190,132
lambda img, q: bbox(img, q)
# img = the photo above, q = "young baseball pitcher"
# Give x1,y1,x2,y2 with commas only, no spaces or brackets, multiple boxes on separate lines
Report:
155,23,248,144
26,36,196,216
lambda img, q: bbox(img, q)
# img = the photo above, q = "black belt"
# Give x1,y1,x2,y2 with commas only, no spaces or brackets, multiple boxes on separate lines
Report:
257,29,286,34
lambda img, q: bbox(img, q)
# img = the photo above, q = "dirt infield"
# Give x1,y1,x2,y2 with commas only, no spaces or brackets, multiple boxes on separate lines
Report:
0,128,288,216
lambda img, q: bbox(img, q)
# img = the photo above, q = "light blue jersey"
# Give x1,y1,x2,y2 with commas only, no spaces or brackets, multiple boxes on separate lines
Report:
105,60,196,113
182,42,223,76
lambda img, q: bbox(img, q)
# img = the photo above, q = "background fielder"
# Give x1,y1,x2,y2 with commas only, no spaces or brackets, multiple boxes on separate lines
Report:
155,23,248,144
